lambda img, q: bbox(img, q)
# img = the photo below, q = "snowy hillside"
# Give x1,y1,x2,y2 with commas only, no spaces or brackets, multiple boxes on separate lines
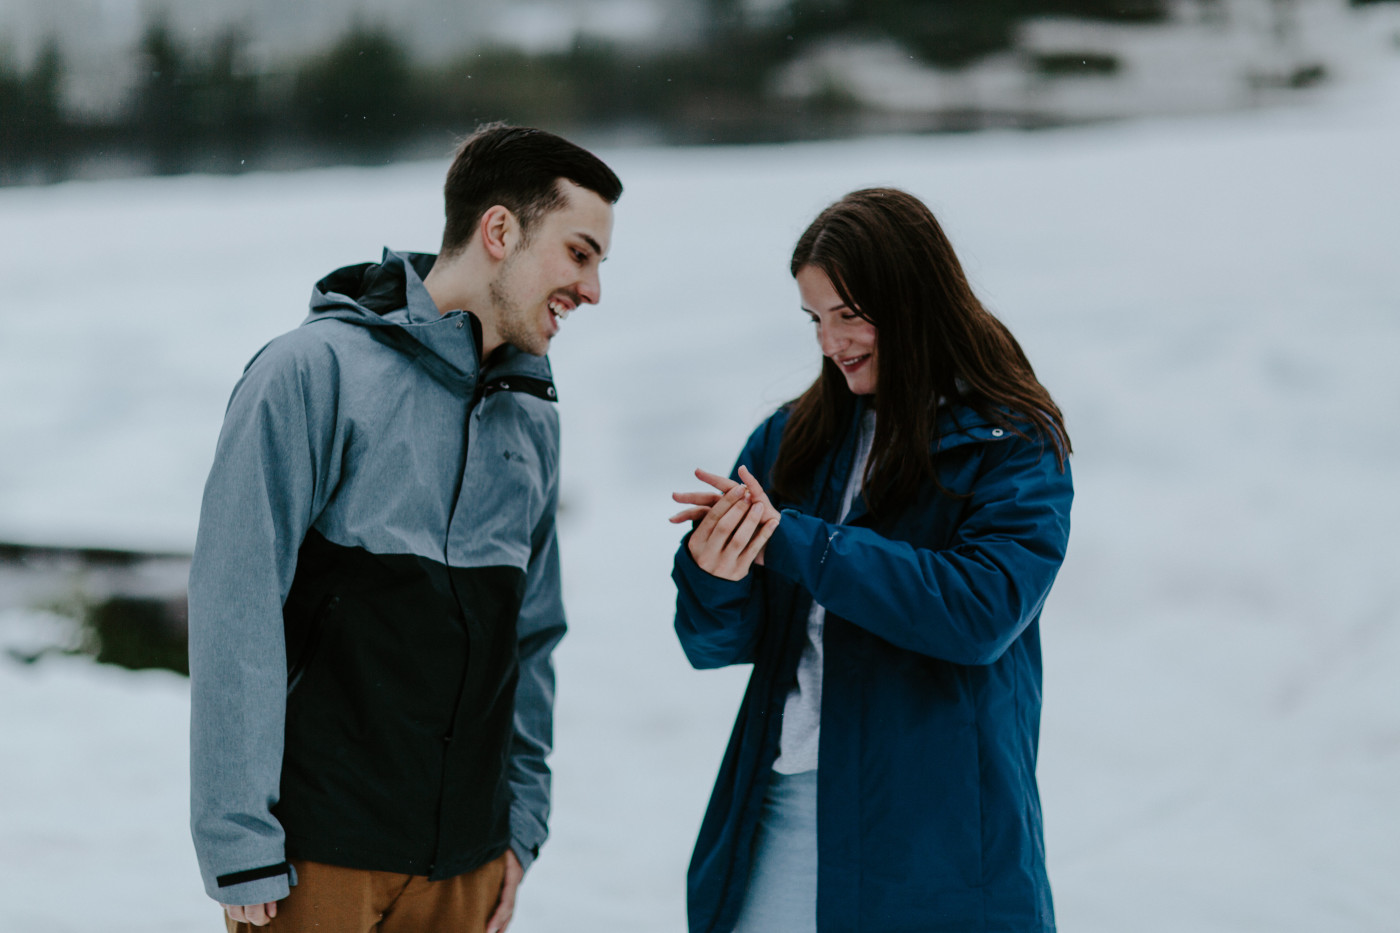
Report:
1,59,1398,932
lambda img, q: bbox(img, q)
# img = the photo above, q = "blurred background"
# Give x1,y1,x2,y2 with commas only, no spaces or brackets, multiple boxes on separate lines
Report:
3,0,1398,181
2,0,1398,930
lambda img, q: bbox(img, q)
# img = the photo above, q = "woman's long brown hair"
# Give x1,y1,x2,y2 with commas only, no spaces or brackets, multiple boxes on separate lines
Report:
772,188,1071,515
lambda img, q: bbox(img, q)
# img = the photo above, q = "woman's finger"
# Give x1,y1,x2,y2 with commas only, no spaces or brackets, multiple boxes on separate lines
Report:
705,500,764,581
697,482,750,535
738,514,781,567
722,495,767,558
689,484,751,567
669,507,709,524
732,467,781,533
671,490,721,507
695,467,740,494
709,492,754,548
737,465,775,509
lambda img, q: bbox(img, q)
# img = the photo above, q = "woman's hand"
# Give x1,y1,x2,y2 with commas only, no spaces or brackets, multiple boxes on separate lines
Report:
670,466,781,580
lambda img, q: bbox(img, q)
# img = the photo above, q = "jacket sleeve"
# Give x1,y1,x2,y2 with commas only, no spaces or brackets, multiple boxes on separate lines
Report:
671,418,780,670
507,474,568,874
187,339,339,906
761,434,1072,666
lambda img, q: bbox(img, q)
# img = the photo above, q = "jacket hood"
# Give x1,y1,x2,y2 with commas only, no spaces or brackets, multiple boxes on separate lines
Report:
307,248,554,394
843,395,1010,452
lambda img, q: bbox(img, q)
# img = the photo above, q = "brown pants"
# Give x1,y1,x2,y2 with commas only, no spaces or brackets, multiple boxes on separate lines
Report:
224,855,506,933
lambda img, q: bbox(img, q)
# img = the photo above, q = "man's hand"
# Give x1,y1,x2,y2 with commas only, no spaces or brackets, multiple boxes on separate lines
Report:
485,848,524,933
223,902,278,927
670,466,780,579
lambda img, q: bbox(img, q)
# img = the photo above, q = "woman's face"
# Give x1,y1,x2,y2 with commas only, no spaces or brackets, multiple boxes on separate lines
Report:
797,265,879,396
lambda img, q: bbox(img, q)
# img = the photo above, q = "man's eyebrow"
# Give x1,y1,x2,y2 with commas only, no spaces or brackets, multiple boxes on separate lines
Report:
579,233,604,258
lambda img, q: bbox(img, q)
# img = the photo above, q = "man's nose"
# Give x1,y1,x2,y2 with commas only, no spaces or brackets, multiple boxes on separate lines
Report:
578,269,601,305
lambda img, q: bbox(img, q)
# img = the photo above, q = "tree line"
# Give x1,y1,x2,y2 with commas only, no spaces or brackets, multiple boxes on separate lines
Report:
1,1,1173,185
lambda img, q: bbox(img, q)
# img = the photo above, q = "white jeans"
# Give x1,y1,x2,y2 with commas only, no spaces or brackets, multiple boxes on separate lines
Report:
732,769,818,933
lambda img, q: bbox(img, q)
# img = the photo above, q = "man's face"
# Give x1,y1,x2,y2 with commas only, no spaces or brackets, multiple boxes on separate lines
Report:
489,181,614,357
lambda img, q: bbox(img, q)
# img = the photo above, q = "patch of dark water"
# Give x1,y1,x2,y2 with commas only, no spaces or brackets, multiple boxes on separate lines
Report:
1,542,190,676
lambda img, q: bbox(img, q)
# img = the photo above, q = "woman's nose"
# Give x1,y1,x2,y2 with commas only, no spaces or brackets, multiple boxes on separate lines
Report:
819,327,841,357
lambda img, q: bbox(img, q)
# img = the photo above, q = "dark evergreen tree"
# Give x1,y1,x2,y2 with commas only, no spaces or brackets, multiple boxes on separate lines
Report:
132,17,197,173
0,54,22,171
0,38,67,182
294,24,415,159
201,27,266,168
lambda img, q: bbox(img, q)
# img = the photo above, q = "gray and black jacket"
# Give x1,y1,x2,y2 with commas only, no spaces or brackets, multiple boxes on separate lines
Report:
188,249,566,907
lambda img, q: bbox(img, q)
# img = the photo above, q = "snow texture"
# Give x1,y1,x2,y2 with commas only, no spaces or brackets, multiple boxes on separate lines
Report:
1,59,1398,933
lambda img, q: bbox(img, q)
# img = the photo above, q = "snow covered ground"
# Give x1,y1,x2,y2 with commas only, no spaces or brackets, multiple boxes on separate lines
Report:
2,58,1398,932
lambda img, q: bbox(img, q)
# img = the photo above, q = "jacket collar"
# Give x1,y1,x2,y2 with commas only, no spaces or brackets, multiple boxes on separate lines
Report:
306,248,554,395
812,399,1013,525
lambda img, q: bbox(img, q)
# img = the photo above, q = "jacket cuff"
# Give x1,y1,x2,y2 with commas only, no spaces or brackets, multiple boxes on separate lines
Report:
510,837,538,875
210,862,294,907
762,509,825,585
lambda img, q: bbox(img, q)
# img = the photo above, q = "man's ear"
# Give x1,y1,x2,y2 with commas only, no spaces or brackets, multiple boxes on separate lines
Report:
479,205,515,261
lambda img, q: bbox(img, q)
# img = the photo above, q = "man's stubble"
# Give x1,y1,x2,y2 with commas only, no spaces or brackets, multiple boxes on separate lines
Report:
488,248,551,358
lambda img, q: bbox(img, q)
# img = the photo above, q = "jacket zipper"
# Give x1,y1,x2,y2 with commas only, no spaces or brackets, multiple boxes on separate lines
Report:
426,388,483,876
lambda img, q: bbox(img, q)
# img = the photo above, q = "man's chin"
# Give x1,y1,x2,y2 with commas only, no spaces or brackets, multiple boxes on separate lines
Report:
508,337,551,357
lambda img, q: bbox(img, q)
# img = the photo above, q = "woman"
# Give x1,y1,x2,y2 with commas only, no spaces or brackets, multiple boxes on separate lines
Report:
669,188,1073,933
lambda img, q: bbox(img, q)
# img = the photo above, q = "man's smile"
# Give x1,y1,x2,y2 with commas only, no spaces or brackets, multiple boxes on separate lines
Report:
548,295,576,323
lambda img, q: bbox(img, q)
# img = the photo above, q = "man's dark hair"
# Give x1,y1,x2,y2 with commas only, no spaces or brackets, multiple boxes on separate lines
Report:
440,123,623,256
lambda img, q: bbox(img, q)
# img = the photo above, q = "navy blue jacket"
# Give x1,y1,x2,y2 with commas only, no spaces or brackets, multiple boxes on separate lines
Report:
673,401,1072,933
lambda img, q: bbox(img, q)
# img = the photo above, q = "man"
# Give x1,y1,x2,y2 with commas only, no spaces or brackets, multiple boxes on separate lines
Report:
188,124,620,932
